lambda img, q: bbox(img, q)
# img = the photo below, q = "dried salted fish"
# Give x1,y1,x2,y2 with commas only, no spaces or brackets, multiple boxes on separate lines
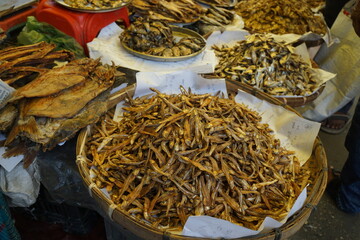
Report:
120,18,205,57
5,58,118,151
129,0,205,23
212,34,319,96
10,58,101,101
0,42,74,87
85,88,310,231
235,0,327,35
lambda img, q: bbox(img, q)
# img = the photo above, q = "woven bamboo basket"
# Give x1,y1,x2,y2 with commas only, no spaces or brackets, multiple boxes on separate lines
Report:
227,79,326,108
76,81,327,240
202,59,325,108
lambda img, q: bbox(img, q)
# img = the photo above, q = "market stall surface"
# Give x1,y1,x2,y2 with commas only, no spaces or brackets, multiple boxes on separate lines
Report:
290,125,360,240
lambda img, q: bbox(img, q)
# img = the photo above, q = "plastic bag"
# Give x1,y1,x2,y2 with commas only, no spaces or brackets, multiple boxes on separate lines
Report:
17,16,85,58
37,137,98,210
0,159,40,207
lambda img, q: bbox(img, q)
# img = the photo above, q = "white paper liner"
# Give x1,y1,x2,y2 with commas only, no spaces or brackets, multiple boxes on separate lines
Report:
182,187,307,238
0,134,22,172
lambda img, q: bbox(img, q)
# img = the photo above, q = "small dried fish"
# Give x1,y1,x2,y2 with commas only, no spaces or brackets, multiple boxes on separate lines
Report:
212,34,319,96
86,88,310,231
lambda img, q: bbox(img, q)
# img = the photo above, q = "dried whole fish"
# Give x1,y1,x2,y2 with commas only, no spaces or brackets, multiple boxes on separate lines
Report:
0,42,75,88
129,0,205,23
235,0,327,35
85,87,310,231
212,34,319,96
6,58,117,151
120,18,205,57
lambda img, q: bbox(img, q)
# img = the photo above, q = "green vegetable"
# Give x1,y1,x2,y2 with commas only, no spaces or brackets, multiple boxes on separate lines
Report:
17,16,85,58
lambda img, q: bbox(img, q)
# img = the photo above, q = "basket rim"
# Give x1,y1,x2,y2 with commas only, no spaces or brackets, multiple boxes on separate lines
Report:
225,79,326,108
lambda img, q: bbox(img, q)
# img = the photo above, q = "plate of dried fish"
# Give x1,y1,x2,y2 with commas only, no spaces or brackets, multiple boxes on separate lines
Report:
55,0,132,13
76,81,327,240
120,19,206,61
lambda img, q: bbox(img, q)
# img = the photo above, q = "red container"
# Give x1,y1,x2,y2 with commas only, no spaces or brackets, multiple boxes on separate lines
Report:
35,0,130,55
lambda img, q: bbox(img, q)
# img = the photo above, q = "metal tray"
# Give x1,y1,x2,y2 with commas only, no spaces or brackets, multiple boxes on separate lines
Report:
54,0,131,13
0,0,37,18
196,0,238,8
120,27,206,62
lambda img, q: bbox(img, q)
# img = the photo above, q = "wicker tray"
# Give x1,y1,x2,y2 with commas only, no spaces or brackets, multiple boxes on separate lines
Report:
76,81,327,240
226,79,326,108
202,56,325,108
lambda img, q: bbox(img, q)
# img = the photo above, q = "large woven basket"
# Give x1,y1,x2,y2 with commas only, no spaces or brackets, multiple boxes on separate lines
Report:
76,81,327,240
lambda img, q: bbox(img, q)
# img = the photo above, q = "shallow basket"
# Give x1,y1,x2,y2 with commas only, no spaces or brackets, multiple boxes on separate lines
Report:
227,79,326,108
202,59,325,108
76,81,327,240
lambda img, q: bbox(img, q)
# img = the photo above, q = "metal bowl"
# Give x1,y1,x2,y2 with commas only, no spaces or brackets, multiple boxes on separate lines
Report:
120,27,206,62
55,0,131,13
196,0,238,8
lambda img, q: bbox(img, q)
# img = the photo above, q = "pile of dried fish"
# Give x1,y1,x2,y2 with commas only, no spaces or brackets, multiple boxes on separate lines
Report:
63,0,128,9
129,0,205,23
120,19,205,57
0,42,74,88
235,0,327,35
199,6,235,27
85,88,310,231
212,34,319,96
